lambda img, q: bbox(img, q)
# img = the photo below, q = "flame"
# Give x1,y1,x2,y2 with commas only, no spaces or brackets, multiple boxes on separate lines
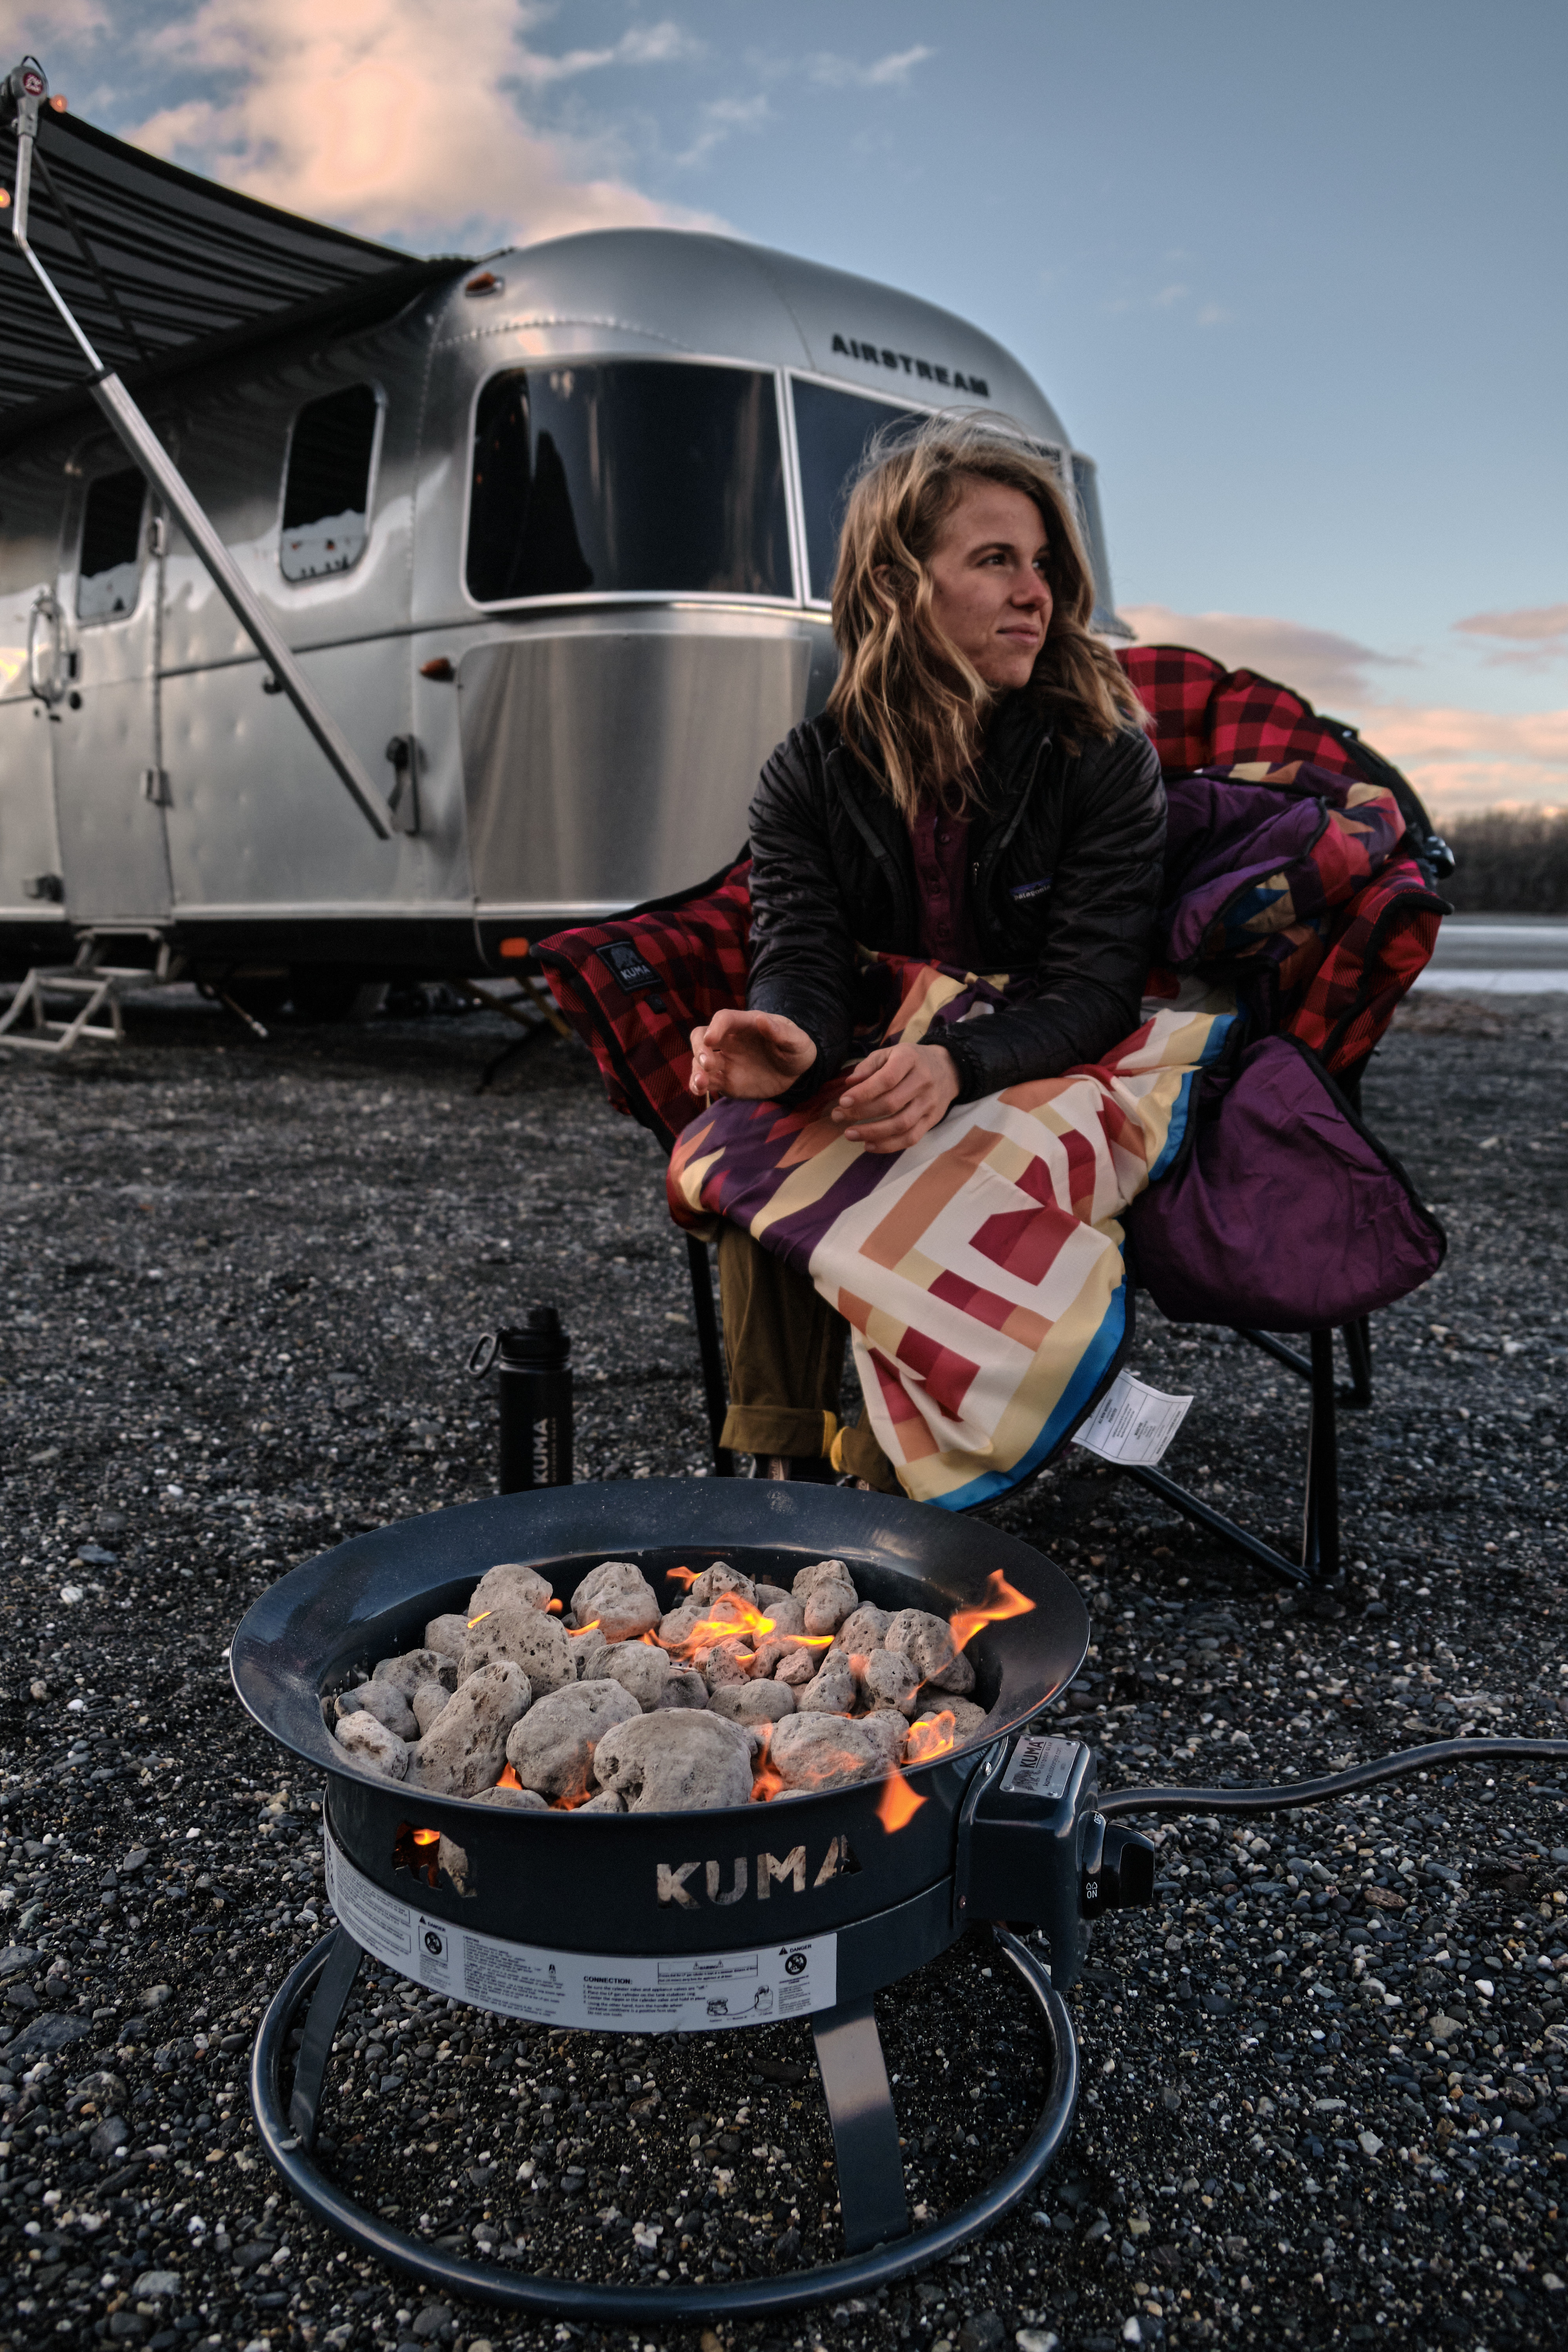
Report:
412,1828,440,1847
664,1564,699,1589
660,1591,780,1660
547,1597,564,1613
750,1724,785,1803
466,1609,492,1628
876,1766,925,1833
948,1569,1034,1655
567,1619,602,1639
905,1711,958,1764
496,1763,524,1792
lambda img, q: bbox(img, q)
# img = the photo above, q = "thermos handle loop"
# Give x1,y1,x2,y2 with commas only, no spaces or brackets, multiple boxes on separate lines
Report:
466,1330,500,1379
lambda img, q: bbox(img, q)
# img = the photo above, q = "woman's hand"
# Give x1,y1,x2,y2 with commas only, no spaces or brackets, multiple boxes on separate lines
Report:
690,1008,816,1100
830,1041,961,1153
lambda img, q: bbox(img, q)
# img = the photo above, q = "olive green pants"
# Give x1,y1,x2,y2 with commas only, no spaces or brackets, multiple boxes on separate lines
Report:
715,1223,900,1489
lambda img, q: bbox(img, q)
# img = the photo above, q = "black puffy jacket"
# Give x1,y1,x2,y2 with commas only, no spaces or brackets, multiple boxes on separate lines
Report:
746,692,1167,1102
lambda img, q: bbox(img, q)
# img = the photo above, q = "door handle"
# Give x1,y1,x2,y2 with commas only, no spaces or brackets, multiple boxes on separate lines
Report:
27,590,65,707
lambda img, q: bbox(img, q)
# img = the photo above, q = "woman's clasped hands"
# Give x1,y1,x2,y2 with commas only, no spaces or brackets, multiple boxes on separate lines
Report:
688,1010,959,1155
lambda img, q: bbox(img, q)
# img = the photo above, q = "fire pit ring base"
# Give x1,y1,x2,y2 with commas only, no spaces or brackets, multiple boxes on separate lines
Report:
250,1922,1080,2321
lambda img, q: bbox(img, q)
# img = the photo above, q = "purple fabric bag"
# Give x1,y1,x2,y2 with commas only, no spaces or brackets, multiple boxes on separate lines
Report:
1127,1035,1445,1330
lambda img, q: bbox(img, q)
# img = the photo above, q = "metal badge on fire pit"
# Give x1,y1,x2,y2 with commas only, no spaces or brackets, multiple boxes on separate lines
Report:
324,1822,837,2031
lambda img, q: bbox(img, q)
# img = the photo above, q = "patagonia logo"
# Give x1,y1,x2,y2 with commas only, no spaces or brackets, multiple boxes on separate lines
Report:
1009,876,1054,902
596,941,659,992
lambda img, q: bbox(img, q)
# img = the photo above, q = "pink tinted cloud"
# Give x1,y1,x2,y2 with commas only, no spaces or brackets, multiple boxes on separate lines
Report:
1120,602,1566,814
129,0,718,251
1117,604,1405,708
1452,602,1568,671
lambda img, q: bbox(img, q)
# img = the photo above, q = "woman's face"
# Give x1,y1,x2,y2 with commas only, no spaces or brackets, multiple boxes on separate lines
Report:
925,478,1053,690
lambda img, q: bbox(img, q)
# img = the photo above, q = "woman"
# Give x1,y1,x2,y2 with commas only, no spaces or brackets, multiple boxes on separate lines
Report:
691,414,1165,1486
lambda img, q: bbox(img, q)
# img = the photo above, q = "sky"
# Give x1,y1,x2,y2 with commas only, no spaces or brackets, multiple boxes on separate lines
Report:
11,0,1566,814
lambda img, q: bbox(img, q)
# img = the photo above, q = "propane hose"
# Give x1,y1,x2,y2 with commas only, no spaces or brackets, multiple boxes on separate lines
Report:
1096,1734,1568,1819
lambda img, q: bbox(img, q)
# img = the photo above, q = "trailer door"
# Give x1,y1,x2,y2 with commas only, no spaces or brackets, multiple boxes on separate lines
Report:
49,460,173,926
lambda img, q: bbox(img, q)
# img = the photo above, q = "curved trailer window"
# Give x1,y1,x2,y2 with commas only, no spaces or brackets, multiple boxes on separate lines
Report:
76,467,147,621
791,380,923,604
281,384,380,583
466,362,791,604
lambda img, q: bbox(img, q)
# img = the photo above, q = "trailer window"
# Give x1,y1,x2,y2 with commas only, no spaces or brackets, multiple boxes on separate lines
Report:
76,467,146,620
281,384,379,582
466,363,791,604
792,381,923,602
1069,451,1116,619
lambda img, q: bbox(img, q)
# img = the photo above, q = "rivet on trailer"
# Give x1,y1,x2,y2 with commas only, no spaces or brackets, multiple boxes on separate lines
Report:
0,53,1124,1046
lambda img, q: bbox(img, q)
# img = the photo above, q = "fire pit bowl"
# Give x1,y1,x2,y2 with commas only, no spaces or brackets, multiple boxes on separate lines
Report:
232,1480,1134,2320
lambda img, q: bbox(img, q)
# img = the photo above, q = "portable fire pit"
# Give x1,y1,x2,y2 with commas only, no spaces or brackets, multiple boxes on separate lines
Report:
230,1479,1159,2319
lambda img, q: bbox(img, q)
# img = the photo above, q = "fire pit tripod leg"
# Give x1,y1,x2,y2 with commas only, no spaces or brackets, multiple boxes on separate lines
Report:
811,1999,909,2253
287,1925,365,2149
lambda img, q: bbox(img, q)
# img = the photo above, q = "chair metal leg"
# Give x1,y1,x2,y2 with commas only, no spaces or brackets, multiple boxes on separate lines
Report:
685,1233,735,1478
1340,1316,1373,1409
287,1925,363,2149
1301,1328,1341,1583
1117,1321,1345,1589
812,1996,910,2254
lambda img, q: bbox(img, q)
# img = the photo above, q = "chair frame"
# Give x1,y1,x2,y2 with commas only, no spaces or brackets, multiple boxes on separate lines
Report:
678,1233,1366,1590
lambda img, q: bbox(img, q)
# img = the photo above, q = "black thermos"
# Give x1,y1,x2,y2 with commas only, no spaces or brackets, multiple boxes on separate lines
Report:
476,1306,573,1493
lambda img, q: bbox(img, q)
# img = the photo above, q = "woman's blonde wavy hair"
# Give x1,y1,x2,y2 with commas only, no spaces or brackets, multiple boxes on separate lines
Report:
826,411,1145,816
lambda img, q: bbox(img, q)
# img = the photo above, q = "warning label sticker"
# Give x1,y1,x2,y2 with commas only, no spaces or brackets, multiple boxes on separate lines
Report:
322,1826,837,2033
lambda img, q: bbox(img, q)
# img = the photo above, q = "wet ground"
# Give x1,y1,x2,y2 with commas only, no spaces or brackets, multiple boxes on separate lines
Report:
0,982,1565,2352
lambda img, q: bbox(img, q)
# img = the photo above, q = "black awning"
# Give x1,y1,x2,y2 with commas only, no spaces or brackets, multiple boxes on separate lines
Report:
0,99,467,449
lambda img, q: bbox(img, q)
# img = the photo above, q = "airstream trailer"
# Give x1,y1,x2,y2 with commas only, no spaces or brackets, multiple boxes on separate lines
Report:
1,109,1122,1007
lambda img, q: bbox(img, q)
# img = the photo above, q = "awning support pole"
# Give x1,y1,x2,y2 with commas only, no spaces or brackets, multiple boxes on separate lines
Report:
4,58,394,843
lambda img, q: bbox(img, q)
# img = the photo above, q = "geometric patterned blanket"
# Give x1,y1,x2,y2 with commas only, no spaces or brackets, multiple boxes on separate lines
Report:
668,961,1235,1508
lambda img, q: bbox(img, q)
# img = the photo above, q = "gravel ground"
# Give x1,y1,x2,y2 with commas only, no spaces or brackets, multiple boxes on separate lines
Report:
0,981,1565,2352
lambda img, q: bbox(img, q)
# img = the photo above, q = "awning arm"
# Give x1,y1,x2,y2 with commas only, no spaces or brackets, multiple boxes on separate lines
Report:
4,58,394,843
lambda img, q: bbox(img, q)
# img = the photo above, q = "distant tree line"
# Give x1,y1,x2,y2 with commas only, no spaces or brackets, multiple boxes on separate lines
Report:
1432,809,1568,912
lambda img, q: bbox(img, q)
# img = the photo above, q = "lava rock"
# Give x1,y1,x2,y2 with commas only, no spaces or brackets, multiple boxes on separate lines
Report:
423,1612,471,1658
591,1709,758,1812
708,1679,797,1726
885,1606,977,1695
581,1639,675,1710
461,1600,574,1692
410,1661,532,1797
372,1647,459,1702
410,1677,456,1735
332,1710,408,1781
505,1678,639,1800
791,1558,860,1635
471,1779,548,1810
857,1646,923,1716
570,1560,663,1641
336,1680,419,1740
768,1712,906,1789
468,1561,555,1618
795,1655,858,1716
687,1561,756,1607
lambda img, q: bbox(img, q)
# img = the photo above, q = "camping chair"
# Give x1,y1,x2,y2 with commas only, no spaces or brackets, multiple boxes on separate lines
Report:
536,651,1452,1589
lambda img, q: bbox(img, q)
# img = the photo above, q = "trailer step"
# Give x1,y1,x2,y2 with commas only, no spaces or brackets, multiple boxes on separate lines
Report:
0,932,183,1055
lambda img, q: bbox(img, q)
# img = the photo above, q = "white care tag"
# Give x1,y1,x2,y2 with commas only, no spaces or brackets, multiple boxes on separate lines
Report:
1073,1370,1193,1467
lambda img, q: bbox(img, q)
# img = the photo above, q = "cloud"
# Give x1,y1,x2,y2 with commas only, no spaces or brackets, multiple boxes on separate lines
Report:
509,18,703,84
807,46,936,90
124,0,716,253
677,93,771,168
1453,602,1568,670
1118,604,1407,709
1350,703,1568,815
1120,602,1568,812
